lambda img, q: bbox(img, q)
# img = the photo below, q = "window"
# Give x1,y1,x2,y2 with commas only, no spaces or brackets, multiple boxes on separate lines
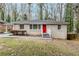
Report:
33,24,37,29
58,25,61,29
30,24,32,29
20,24,24,29
29,24,41,29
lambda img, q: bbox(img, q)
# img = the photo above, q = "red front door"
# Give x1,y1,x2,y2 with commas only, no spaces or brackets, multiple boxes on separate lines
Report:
42,24,47,33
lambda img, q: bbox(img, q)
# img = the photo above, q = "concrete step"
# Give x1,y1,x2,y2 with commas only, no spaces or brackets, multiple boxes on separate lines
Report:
43,33,51,38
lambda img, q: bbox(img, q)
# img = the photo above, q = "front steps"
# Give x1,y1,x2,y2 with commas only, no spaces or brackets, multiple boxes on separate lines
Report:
42,33,52,39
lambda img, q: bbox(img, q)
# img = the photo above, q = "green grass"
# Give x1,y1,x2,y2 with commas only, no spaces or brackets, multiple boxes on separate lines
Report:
0,38,78,56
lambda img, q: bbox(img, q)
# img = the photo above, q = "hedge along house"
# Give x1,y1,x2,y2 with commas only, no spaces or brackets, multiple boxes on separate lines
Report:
11,20,68,39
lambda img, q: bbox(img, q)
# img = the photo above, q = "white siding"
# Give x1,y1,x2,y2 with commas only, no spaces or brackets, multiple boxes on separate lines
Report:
24,25,41,35
28,25,41,35
13,24,41,35
13,25,20,30
13,24,67,39
24,25,29,34
47,25,67,39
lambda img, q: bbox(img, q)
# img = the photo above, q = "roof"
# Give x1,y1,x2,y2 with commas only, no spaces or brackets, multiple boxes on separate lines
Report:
12,20,68,25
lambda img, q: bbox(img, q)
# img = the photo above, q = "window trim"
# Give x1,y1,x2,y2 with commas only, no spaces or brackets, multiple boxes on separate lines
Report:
20,24,24,29
33,24,37,29
30,24,32,29
30,24,41,30
58,25,61,30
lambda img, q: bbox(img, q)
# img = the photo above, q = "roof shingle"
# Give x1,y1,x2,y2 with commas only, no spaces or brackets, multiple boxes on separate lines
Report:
12,20,68,25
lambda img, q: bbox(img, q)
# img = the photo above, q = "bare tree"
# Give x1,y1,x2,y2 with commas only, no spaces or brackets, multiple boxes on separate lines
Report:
38,3,44,20
43,4,49,20
73,4,79,32
0,3,5,21
12,4,17,22
27,3,32,20
56,3,63,21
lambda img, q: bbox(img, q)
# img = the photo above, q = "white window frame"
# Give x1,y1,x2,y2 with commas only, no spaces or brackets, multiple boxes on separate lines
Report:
29,24,41,31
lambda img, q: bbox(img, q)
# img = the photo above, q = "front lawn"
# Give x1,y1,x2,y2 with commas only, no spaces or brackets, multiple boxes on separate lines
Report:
0,37,78,56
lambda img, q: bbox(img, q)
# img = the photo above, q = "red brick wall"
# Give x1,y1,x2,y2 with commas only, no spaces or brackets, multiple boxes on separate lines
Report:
0,24,6,32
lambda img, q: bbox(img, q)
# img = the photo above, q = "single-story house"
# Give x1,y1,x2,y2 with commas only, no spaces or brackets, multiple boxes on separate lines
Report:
11,20,68,39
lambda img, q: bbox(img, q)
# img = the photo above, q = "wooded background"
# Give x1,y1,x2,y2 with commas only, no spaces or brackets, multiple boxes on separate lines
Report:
0,3,79,33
